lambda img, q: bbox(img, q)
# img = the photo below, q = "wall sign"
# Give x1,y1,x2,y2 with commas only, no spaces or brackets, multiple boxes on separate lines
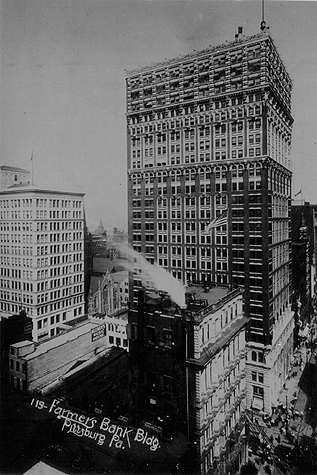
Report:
91,324,106,342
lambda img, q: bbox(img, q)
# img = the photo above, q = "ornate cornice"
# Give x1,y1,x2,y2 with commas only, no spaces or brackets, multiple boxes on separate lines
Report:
126,32,271,77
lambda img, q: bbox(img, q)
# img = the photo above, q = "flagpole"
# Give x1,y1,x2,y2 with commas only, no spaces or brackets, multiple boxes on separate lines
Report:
30,147,34,185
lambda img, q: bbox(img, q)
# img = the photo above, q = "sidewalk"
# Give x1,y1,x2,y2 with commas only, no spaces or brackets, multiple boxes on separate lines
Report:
277,345,315,440
246,345,312,475
256,343,315,448
277,344,305,407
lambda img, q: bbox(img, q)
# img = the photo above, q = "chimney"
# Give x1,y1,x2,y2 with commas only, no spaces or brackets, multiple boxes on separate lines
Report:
235,26,243,40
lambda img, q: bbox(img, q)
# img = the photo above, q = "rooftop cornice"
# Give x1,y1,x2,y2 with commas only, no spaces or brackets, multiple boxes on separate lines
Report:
126,31,271,77
127,155,292,178
0,186,85,197
187,315,249,367
0,165,30,173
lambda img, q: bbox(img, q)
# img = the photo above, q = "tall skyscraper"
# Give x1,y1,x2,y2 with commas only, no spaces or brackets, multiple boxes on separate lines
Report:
126,24,293,411
0,185,85,342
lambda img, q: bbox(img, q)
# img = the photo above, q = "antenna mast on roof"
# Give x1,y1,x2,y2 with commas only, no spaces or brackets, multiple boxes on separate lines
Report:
260,0,267,31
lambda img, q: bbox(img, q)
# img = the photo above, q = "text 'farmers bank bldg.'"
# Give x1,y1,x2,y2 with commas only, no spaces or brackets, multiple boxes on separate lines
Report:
126,23,293,413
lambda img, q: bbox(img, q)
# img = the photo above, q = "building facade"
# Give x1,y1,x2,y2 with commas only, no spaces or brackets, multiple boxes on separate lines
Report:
0,165,30,191
291,202,317,322
88,271,122,316
8,318,107,394
128,285,247,474
126,26,293,412
88,267,129,317
186,286,247,475
0,185,85,342
103,309,129,351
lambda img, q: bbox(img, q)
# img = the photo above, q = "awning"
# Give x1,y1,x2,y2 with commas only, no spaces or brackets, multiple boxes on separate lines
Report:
252,396,264,411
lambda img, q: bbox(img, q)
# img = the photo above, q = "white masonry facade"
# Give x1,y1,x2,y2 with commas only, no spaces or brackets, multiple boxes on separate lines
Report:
0,186,85,342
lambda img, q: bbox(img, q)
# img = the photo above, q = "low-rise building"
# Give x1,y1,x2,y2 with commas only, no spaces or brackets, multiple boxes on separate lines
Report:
0,165,30,191
90,309,129,352
9,318,107,394
104,309,129,351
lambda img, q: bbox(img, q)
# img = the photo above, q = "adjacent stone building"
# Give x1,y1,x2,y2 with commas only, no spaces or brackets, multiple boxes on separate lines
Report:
128,284,247,474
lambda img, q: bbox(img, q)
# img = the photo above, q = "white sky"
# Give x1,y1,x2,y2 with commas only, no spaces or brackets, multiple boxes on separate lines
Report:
1,0,317,231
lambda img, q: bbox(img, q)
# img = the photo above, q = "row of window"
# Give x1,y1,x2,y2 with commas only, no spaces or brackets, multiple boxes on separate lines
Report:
129,76,264,110
0,199,82,208
133,271,229,288
133,178,261,196
133,123,261,149
9,358,26,373
129,67,264,93
36,305,83,331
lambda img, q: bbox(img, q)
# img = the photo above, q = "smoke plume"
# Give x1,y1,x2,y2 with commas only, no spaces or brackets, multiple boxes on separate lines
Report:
118,244,186,307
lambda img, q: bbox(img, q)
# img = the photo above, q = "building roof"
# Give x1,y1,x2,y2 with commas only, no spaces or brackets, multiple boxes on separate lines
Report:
187,286,243,323
106,308,129,321
0,165,30,173
93,257,114,273
126,31,271,76
189,315,248,367
187,284,232,307
22,321,104,361
112,270,128,283
89,275,104,295
22,461,69,475
93,257,127,274
0,183,84,196
11,340,34,349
